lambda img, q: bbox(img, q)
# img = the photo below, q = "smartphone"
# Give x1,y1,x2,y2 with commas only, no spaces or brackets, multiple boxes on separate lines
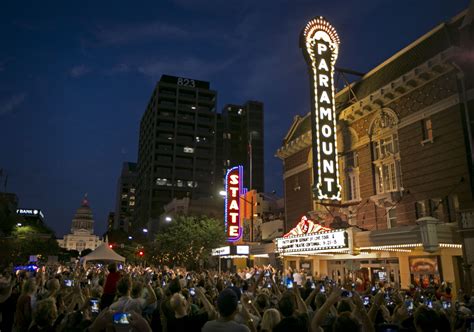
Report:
426,300,433,309
162,280,166,287
341,289,352,298
363,296,370,306
189,288,196,297
113,312,131,325
442,301,451,310
405,299,414,312
186,275,192,280
264,271,270,277
64,279,74,287
90,299,100,313
320,285,325,293
371,286,376,292
287,282,293,289
311,282,316,289
266,283,272,288
351,283,356,289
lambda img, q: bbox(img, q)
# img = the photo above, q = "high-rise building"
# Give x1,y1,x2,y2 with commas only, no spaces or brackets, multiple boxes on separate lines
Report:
220,101,264,192
136,75,217,230
114,162,137,232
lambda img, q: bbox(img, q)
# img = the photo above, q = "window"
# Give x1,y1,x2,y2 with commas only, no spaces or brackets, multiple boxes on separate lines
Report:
121,194,127,199
429,198,443,221
373,134,402,194
130,188,136,193
421,118,433,142
386,207,397,228
345,152,360,201
156,178,169,186
183,146,194,153
415,201,427,219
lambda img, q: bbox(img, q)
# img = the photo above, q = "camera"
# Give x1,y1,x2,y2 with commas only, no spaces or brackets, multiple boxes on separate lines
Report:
363,296,370,306
113,312,131,325
90,299,100,313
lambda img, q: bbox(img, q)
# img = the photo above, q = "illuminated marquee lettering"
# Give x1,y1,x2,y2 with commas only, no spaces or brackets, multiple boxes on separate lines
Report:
300,17,342,201
225,166,244,242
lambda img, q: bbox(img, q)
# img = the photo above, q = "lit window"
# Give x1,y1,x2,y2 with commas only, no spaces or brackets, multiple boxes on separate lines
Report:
129,201,135,206
187,181,194,187
386,207,397,228
130,188,136,193
183,147,194,153
177,180,183,187
195,137,201,142
156,178,168,186
373,134,402,194
421,118,433,142
121,194,127,199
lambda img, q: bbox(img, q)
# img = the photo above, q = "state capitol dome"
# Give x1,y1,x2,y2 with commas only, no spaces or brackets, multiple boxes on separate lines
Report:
71,194,95,235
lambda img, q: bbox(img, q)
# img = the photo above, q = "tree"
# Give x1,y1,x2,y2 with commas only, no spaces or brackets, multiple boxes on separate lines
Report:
154,215,226,269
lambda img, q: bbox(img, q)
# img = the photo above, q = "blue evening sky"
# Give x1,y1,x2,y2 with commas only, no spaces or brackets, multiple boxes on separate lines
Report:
0,0,468,236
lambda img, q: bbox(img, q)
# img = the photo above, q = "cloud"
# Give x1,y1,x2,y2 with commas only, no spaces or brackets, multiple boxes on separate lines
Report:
137,56,238,80
94,22,187,45
70,65,91,78
0,93,27,116
106,63,131,75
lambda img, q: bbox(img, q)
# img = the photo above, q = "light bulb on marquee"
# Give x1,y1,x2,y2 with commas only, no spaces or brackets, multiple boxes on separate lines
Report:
300,17,342,201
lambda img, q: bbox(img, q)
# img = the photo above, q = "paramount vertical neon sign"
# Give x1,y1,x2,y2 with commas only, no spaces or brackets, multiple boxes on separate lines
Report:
301,17,342,201
225,166,244,242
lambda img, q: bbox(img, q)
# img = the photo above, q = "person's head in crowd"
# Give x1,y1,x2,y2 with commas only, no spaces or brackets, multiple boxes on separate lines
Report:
58,310,85,332
333,312,361,332
278,291,297,318
255,293,271,312
336,298,352,314
170,293,188,317
445,287,451,296
414,306,439,332
168,277,182,295
131,281,143,298
107,263,117,273
33,298,58,328
46,278,60,293
21,278,37,295
260,308,281,332
217,288,239,319
228,286,241,301
91,285,103,299
116,276,132,297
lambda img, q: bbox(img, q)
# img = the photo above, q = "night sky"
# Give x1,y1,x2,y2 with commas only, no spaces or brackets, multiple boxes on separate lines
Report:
0,0,468,237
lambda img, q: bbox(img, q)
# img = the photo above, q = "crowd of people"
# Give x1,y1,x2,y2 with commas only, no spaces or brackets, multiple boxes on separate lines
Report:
0,262,472,331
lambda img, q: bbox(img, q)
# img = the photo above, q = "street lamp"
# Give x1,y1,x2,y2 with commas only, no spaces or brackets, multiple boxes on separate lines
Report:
128,236,133,240
17,223,22,227
219,190,227,197
165,216,172,222
142,228,148,233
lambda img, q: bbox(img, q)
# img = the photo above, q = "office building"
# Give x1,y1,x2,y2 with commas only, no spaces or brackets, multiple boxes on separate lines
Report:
114,162,137,232
136,75,217,230
220,101,264,192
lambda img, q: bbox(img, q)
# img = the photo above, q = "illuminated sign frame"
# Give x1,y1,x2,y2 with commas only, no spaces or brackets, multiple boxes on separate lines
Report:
276,229,348,254
300,17,342,201
225,166,244,242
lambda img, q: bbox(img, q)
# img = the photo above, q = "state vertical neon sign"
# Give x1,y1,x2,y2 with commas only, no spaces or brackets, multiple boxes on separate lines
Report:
225,166,243,242
301,17,342,201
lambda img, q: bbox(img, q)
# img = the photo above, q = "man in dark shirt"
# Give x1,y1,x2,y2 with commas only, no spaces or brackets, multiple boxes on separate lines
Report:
273,291,308,332
167,287,215,332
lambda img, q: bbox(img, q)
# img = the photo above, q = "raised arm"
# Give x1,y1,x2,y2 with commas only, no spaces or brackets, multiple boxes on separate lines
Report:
311,285,341,332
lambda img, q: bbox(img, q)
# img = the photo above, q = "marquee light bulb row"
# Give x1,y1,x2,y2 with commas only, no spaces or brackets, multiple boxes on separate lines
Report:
301,17,341,200
439,243,462,248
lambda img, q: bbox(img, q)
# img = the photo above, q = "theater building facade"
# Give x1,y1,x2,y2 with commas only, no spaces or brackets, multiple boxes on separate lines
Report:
276,8,474,294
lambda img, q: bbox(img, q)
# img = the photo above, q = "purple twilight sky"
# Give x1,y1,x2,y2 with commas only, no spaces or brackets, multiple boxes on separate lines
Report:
0,0,469,236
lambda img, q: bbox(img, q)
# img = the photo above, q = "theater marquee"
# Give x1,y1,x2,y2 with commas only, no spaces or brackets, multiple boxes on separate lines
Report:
276,216,348,254
225,166,244,242
300,17,342,201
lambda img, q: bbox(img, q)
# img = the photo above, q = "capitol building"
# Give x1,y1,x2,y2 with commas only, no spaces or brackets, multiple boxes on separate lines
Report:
57,195,102,253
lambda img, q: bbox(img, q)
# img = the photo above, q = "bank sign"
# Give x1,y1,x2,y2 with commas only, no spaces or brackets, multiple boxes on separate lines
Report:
276,229,348,254
301,17,341,201
225,166,244,242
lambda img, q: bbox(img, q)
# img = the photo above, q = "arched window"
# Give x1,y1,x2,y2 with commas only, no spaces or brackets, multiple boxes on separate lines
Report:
369,109,402,194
